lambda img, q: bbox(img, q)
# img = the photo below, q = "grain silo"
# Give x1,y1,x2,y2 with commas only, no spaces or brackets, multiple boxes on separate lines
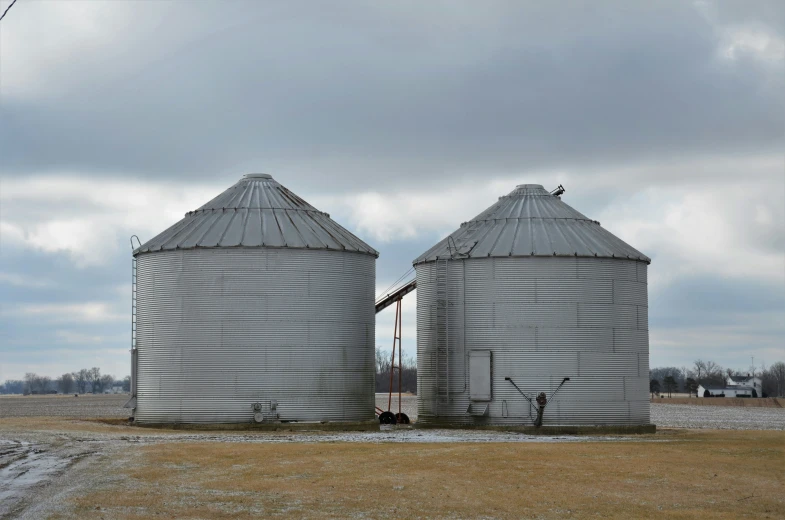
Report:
129,174,377,424
413,184,651,427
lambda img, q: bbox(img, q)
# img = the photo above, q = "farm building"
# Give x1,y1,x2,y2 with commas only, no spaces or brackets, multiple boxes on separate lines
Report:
129,174,378,424
698,385,758,398
413,184,651,426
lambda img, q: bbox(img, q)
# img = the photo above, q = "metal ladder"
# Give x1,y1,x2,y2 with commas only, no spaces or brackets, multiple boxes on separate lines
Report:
435,259,450,410
129,237,141,403
131,254,137,352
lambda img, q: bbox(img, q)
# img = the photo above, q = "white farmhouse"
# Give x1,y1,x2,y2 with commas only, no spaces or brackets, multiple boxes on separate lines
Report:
726,374,762,393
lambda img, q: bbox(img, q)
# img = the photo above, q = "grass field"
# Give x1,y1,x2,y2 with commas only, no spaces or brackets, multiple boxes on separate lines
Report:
2,395,784,519
54,429,785,519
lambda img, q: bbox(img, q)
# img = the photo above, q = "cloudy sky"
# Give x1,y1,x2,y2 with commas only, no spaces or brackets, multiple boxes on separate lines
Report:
1,1,783,382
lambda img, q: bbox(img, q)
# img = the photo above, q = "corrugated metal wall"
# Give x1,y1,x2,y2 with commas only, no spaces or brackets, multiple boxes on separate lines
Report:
416,256,650,426
134,248,375,424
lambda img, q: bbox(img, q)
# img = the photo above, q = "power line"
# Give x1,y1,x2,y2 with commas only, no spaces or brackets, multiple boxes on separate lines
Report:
0,0,19,22
375,267,415,304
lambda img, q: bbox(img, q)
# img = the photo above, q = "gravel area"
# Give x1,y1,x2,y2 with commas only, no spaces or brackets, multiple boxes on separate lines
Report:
374,392,417,420
652,403,785,430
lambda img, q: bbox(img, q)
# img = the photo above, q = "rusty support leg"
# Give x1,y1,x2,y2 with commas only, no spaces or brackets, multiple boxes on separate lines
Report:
397,298,402,416
383,299,410,425
387,299,402,412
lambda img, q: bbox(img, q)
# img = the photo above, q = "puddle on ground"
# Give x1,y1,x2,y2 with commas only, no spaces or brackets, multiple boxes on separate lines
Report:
0,442,71,515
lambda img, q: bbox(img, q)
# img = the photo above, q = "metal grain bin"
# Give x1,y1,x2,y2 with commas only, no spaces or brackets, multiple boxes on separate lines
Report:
131,174,377,424
413,184,651,426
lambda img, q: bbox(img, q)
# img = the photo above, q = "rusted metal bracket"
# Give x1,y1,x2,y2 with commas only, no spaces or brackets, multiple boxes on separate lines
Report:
505,377,570,427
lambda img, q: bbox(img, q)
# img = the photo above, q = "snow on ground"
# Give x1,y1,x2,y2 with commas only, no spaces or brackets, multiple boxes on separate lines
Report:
651,403,785,430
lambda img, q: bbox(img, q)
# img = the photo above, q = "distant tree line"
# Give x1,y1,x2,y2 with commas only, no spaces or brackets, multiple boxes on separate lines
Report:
0,367,131,395
7,357,782,398
375,347,417,394
650,359,785,398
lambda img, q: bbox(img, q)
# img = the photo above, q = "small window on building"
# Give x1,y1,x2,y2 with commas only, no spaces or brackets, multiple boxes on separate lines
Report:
469,350,492,401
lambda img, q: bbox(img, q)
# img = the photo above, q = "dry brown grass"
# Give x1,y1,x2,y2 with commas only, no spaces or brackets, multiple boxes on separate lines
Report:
0,416,167,436
61,429,784,519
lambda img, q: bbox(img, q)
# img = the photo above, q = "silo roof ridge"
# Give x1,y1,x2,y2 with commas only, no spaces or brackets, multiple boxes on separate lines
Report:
185,207,330,216
467,216,600,224
413,183,650,264
135,174,378,257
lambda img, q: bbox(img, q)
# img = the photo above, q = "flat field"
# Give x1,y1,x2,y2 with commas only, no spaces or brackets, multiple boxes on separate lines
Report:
0,393,129,418
651,397,783,407
651,402,785,430
1,395,784,519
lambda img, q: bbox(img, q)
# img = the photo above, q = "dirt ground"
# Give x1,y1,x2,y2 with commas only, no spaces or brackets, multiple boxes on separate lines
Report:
1,395,784,519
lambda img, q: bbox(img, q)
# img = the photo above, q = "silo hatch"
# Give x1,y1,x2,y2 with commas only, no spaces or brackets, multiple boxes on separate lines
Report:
469,350,492,401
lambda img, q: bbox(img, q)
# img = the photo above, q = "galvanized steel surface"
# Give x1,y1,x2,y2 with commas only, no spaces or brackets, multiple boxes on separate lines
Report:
415,255,650,426
413,184,649,264
135,174,378,256
134,248,375,424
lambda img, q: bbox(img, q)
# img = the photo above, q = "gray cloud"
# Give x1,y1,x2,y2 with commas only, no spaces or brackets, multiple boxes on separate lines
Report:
1,1,783,380
1,1,782,192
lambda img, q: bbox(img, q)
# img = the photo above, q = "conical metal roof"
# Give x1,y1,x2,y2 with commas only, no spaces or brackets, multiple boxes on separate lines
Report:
135,174,378,256
413,184,649,265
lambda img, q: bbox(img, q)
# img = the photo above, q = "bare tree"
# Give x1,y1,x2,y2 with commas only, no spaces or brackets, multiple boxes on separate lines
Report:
39,376,52,393
0,380,24,394
401,352,417,370
58,373,75,394
769,362,785,397
73,369,89,394
663,375,678,398
693,360,724,386
375,347,391,376
24,372,37,395
375,346,416,394
89,367,101,393
704,360,721,377
693,360,706,386
100,374,114,393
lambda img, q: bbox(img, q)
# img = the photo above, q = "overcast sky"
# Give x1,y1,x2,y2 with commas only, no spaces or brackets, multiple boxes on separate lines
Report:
1,1,783,382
